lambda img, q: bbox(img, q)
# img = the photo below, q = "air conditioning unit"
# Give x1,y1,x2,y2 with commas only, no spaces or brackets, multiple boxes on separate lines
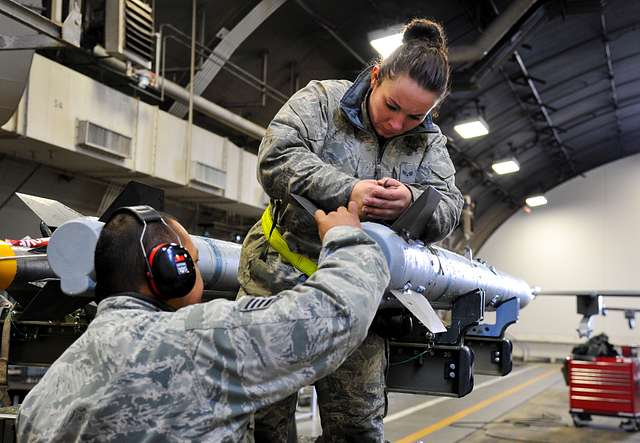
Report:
105,0,154,69
76,120,132,159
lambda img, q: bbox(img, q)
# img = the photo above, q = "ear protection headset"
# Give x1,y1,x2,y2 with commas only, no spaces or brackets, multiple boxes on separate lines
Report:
108,205,196,298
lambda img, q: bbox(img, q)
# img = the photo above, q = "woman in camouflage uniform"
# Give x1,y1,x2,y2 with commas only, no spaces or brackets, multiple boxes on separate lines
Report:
238,18,464,442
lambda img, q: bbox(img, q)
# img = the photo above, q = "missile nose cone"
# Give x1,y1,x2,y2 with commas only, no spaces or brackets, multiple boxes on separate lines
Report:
0,242,17,290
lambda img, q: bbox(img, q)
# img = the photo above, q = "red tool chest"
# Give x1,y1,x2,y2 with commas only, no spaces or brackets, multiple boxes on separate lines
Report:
567,349,640,430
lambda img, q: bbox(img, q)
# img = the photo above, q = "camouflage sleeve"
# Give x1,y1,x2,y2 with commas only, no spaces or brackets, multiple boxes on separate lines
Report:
405,133,464,243
185,226,389,417
257,81,359,210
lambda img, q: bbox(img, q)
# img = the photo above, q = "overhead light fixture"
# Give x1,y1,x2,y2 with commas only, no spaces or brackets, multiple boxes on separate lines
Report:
369,25,403,58
525,195,548,207
454,117,490,139
491,157,520,175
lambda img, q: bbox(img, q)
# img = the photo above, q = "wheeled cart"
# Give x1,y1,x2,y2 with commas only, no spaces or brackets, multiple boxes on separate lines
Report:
567,349,640,431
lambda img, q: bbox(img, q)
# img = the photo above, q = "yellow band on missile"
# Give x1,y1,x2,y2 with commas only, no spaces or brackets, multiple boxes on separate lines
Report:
0,242,17,290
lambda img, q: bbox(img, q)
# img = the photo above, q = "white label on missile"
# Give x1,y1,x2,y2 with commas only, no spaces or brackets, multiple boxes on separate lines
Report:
390,289,447,333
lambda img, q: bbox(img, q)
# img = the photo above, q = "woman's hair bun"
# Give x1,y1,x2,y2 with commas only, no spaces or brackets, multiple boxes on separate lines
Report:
402,18,447,51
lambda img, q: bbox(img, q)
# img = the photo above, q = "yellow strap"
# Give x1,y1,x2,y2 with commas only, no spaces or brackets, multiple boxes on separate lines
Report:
261,205,318,277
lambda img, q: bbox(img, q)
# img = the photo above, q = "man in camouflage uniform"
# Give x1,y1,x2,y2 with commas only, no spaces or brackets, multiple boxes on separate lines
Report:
239,68,463,441
16,205,390,442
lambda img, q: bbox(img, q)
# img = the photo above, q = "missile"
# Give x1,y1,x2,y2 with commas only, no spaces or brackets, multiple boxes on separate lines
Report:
290,192,534,333
17,217,240,295
1,186,535,395
1,207,534,330
363,221,533,311
0,242,57,291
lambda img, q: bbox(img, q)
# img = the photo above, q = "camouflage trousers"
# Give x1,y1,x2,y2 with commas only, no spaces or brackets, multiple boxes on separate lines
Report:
238,223,388,442
254,332,387,443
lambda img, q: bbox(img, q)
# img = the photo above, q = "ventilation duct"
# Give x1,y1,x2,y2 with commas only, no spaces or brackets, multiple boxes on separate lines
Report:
0,14,35,128
448,0,539,65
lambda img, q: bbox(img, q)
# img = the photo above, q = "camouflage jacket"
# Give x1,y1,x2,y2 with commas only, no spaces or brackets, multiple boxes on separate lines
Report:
238,69,463,296
16,226,390,443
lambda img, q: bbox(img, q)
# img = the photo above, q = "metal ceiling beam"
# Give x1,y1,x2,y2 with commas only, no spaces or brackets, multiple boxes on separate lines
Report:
599,11,622,152
554,92,640,133
294,0,366,66
541,50,640,99
474,128,640,220
453,68,640,171
563,110,640,145
449,0,539,64
470,100,640,171
566,95,640,135
0,0,61,41
0,0,82,48
457,63,575,171
512,51,576,174
528,21,640,71
570,126,640,159
169,0,288,118
442,21,640,125
462,73,640,159
448,140,520,208
504,126,640,201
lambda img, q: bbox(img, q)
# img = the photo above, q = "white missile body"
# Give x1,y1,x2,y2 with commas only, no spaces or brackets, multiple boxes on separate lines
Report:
5,217,534,329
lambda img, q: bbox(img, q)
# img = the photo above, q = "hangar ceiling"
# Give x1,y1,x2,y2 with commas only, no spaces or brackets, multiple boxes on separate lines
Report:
18,0,640,249
150,0,640,250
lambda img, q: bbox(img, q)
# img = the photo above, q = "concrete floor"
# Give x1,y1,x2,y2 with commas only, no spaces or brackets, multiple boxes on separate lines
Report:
297,362,640,442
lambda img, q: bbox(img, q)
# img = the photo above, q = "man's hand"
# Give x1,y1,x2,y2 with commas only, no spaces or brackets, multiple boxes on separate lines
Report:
350,180,385,218
362,178,412,220
314,201,361,241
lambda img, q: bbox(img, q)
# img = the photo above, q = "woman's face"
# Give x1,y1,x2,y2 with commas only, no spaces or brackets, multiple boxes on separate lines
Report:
367,65,439,139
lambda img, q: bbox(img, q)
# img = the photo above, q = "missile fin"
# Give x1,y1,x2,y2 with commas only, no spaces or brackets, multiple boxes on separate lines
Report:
391,288,447,333
291,193,319,217
15,193,83,229
99,181,164,222
391,186,444,241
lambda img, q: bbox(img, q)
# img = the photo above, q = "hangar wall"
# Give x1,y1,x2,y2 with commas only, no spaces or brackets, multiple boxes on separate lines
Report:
478,152,640,360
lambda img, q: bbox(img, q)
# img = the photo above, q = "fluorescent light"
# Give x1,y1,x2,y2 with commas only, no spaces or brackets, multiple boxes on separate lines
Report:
454,117,489,139
525,195,548,207
370,32,403,58
491,158,520,175
369,24,404,58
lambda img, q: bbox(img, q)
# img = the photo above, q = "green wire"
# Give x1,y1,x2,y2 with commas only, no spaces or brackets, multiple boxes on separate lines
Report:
390,349,430,366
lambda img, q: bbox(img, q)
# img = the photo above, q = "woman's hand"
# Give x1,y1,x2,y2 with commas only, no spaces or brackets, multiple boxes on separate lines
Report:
362,178,412,220
349,180,385,218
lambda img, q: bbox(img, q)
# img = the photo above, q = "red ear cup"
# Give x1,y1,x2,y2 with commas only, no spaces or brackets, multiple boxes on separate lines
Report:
145,243,196,298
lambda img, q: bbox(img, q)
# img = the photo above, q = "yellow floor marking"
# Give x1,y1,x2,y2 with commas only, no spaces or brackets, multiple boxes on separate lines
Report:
395,368,558,443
